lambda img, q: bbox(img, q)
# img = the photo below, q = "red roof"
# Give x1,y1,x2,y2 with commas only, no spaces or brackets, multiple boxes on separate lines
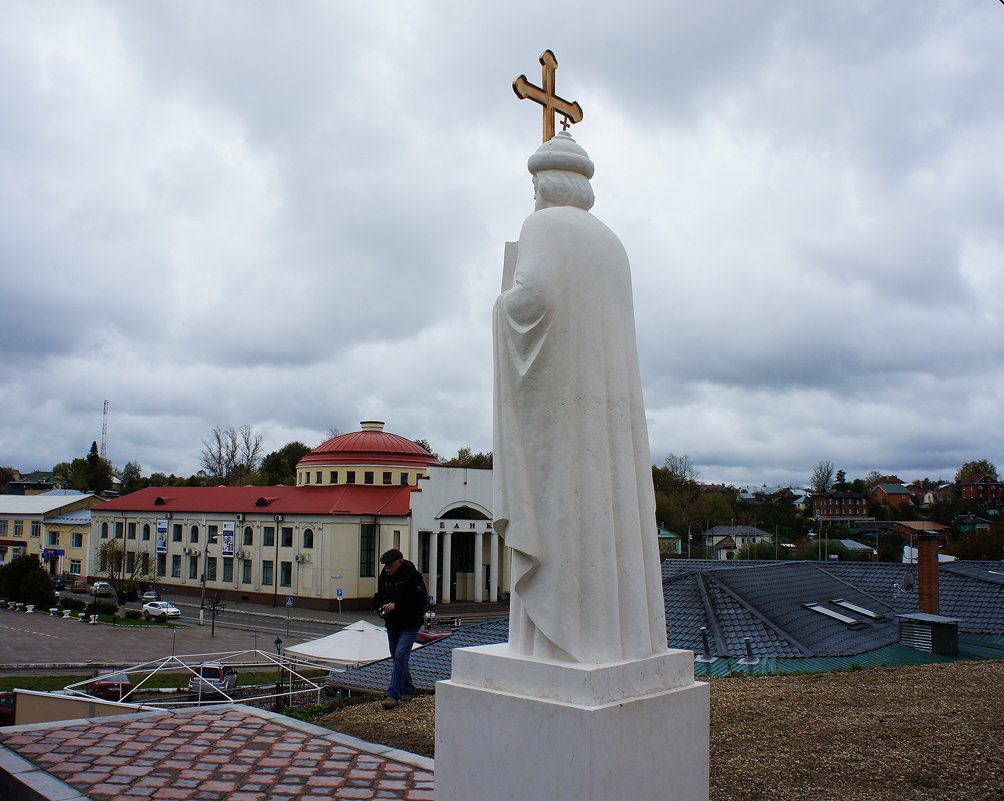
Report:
297,429,440,469
97,485,415,517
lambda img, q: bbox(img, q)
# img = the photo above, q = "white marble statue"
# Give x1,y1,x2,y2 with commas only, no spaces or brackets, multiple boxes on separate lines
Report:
493,131,668,664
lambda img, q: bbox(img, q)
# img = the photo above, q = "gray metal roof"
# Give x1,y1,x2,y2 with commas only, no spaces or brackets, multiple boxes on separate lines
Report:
332,559,1004,692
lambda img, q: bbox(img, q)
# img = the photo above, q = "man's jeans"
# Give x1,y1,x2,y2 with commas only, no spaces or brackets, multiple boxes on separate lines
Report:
386,626,420,700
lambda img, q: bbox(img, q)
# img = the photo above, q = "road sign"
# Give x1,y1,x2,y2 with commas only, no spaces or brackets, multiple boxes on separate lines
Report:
285,596,294,607
336,587,343,600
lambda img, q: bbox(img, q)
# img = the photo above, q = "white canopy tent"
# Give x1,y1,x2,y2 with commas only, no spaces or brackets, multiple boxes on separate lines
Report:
284,619,415,668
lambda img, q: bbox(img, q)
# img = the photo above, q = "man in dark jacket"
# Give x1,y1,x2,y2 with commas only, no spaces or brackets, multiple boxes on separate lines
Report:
372,548,428,709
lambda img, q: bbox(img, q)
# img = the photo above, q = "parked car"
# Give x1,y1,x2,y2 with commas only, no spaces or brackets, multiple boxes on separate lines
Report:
142,601,181,621
141,590,161,603
89,581,113,597
0,692,15,726
187,662,238,698
71,578,88,593
89,670,133,702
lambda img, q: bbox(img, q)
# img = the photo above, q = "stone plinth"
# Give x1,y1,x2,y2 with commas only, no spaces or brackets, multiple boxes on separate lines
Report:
435,644,709,801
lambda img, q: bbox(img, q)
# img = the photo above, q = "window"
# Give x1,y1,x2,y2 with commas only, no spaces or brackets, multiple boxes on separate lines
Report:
400,472,409,486
223,558,234,583
172,524,182,542
241,559,252,584
127,522,136,540
364,471,374,485
31,521,42,538
0,521,6,536
360,523,376,577
207,557,218,582
346,471,356,484
330,471,338,484
262,560,274,586
208,525,218,545
281,527,293,548
280,561,292,587
114,521,123,539
171,555,181,578
305,472,310,484
188,555,198,579
316,471,321,484
263,527,275,547
190,525,199,543
69,559,81,576
142,523,151,541
243,526,253,546
303,529,314,549
383,472,392,485
156,553,166,577
71,532,83,549
47,530,59,546
14,520,23,537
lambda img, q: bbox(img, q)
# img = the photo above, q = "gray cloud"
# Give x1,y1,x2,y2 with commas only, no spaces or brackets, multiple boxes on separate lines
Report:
1,1,1001,487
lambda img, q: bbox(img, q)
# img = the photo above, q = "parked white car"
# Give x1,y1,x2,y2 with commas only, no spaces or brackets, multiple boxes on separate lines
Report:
89,581,113,597
142,601,181,621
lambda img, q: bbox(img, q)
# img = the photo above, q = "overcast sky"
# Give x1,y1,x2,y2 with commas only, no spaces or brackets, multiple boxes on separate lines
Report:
2,1,1002,489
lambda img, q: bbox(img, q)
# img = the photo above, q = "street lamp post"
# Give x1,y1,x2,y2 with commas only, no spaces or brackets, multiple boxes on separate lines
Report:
199,533,218,626
274,636,284,711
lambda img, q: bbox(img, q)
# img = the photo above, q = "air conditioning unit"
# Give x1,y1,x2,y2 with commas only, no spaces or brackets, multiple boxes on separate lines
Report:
182,547,190,554
294,555,303,563
273,514,284,522
235,513,244,522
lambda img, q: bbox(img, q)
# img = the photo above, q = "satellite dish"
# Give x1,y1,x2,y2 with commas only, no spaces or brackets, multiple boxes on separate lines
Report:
901,571,915,591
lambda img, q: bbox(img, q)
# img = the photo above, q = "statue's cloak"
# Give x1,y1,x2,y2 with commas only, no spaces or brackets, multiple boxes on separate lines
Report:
493,205,667,663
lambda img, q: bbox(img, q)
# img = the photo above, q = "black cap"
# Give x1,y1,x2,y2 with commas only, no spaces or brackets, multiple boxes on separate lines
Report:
380,548,404,565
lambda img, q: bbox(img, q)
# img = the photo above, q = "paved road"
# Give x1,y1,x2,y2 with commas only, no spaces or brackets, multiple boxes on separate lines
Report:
0,597,382,671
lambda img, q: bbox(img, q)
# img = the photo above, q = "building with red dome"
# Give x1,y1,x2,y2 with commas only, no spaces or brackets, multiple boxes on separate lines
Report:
90,422,504,611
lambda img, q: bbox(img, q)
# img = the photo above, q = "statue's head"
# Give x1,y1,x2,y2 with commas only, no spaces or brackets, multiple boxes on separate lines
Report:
528,131,595,212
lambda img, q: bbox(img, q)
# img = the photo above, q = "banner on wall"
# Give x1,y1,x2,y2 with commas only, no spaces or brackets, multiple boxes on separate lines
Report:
221,522,236,558
156,519,169,553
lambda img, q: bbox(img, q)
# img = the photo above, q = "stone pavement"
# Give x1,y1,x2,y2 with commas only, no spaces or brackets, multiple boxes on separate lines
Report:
0,704,435,801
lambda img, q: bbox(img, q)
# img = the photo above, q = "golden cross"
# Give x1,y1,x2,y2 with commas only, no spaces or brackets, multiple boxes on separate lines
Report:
513,50,583,142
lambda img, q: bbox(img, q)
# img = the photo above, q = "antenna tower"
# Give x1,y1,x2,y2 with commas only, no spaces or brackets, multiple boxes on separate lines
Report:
100,400,109,460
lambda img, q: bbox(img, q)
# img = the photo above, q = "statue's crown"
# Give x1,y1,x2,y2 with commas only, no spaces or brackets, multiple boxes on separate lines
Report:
527,131,594,180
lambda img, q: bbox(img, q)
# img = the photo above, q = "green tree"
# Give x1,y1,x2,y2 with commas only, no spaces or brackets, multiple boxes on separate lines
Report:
0,554,56,608
120,461,144,494
260,441,312,485
833,469,848,491
413,439,440,460
446,447,493,468
85,442,113,494
0,466,14,492
955,459,999,485
943,525,1004,560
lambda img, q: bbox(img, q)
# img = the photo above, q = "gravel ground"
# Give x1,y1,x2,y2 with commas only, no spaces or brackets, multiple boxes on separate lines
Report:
317,659,1004,801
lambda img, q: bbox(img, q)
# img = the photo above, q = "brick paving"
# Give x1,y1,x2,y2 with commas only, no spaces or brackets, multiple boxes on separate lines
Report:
0,705,435,801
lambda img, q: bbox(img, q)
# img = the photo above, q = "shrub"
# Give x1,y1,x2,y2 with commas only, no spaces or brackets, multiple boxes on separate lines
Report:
124,609,142,621
90,599,119,616
59,596,87,611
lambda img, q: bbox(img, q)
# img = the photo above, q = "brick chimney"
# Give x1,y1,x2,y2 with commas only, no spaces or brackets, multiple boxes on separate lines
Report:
916,532,940,614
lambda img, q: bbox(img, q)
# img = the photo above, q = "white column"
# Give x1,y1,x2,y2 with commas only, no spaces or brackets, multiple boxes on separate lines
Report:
429,530,439,604
409,527,419,564
473,531,484,602
441,532,452,604
490,531,500,602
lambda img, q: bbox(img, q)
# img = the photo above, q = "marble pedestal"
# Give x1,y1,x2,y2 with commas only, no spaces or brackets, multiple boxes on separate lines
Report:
435,644,709,801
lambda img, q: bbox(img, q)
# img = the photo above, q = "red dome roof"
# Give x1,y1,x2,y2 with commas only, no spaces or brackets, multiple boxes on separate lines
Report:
297,422,440,469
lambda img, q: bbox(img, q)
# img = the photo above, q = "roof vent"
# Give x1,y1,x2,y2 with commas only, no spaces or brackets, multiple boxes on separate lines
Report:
154,496,170,506
898,613,958,654
360,420,385,432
